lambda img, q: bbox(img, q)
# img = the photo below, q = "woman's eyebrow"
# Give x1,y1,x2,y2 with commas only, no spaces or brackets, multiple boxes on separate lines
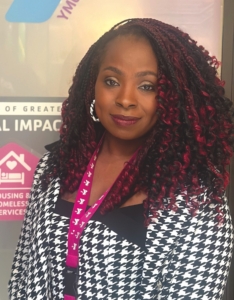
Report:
103,66,122,75
102,66,158,78
135,71,158,78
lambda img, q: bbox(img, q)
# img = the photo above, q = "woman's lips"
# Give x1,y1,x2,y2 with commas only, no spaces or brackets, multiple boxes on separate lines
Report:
110,114,140,126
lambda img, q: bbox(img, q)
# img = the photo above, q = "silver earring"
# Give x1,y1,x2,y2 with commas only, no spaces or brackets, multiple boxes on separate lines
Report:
90,99,99,122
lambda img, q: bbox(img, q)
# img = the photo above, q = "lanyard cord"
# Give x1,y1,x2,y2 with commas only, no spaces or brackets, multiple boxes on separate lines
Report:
66,136,140,268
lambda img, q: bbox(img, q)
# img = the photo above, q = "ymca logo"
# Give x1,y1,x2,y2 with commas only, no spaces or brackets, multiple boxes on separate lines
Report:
6,0,80,23
6,0,61,23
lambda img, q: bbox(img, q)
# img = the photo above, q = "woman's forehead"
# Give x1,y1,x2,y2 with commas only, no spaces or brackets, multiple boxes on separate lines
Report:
99,34,157,64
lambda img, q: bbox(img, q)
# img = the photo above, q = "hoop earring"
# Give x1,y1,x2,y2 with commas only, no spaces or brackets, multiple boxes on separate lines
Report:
90,99,100,122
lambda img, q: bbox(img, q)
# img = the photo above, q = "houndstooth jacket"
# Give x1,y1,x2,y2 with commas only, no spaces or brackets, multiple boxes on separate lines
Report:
8,152,233,300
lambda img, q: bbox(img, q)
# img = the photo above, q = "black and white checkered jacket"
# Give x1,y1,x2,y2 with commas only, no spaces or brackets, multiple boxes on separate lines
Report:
8,152,233,299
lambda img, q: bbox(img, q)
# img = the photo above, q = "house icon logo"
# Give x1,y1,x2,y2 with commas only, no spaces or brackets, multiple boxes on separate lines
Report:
0,151,31,185
0,143,39,221
0,143,39,189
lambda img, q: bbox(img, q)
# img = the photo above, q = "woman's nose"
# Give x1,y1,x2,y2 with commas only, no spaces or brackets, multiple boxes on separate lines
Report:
115,85,137,109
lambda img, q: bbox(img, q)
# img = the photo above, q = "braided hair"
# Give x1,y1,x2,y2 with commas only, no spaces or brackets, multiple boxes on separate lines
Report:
42,18,234,224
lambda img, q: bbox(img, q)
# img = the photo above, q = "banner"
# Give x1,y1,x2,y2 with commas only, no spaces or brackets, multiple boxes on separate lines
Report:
0,97,62,221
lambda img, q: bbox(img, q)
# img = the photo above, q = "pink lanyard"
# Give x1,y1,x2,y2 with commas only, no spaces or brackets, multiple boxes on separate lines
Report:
65,137,139,280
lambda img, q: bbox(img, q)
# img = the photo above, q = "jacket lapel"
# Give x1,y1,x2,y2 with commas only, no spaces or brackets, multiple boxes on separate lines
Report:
27,155,60,298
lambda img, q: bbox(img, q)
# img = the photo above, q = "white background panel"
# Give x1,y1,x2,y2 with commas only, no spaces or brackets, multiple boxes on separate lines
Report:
0,0,223,98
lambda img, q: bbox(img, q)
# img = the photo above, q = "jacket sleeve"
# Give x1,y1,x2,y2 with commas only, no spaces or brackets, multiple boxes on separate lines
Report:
162,196,233,299
8,153,49,299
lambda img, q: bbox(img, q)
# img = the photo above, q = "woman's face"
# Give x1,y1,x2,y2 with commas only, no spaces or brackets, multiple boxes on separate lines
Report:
94,34,158,141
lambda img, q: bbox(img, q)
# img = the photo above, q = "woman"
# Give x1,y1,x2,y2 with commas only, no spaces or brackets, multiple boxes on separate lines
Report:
9,18,233,300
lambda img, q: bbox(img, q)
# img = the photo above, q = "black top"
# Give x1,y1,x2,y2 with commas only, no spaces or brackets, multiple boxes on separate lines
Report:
54,197,146,249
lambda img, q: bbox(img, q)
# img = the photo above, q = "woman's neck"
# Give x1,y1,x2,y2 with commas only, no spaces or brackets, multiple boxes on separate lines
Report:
100,132,144,159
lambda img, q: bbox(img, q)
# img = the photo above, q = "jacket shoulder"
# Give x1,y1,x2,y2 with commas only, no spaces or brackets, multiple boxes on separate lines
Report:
44,140,59,152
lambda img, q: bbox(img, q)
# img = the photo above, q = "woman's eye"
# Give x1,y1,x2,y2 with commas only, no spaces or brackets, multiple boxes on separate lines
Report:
139,84,155,91
105,79,118,86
